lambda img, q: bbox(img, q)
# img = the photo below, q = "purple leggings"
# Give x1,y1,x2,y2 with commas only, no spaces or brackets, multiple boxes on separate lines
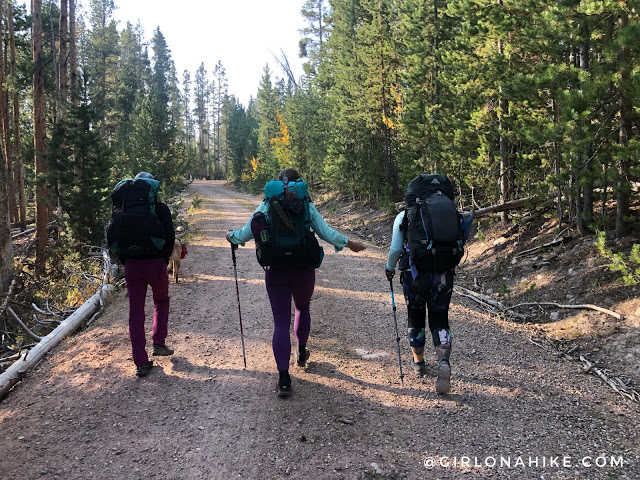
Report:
124,258,170,366
265,266,315,371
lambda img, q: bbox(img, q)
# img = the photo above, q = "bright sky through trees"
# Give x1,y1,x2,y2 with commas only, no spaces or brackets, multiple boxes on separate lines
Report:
112,0,306,106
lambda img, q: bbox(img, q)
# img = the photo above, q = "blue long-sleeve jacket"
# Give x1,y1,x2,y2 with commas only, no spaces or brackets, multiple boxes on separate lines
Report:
385,211,407,271
228,201,348,252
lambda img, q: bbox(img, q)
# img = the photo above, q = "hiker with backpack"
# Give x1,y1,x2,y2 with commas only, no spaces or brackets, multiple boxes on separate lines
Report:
107,172,176,377
225,168,366,398
384,174,473,394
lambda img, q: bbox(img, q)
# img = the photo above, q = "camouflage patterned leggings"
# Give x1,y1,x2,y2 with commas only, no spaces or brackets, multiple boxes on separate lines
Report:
401,269,454,351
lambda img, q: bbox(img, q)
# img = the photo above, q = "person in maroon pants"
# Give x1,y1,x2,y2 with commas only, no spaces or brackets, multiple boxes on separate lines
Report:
121,172,176,377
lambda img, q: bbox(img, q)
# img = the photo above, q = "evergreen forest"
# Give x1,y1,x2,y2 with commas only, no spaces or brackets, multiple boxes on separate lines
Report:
0,0,638,293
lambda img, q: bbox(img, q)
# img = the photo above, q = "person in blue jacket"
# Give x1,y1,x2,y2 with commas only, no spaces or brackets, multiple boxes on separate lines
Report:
385,198,472,394
226,168,366,398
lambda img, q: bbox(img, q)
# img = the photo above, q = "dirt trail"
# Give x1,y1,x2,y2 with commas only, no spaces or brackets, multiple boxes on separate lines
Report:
0,180,638,480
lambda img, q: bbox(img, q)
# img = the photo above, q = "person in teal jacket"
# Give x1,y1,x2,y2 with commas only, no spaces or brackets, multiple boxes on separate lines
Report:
226,168,366,398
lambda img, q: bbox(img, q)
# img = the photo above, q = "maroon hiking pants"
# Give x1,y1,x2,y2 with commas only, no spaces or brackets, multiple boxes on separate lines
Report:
124,258,170,366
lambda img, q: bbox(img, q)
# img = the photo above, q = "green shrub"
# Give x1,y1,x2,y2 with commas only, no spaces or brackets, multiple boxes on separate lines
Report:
595,232,640,286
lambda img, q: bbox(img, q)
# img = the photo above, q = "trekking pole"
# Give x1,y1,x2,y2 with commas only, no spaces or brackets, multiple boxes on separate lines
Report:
388,278,405,386
230,243,247,369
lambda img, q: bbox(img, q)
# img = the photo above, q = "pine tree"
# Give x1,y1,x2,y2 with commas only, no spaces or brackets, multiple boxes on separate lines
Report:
224,95,251,182
32,0,49,274
52,80,113,248
300,0,329,76
212,61,227,179
87,0,119,144
194,63,209,179
0,0,13,287
255,65,280,187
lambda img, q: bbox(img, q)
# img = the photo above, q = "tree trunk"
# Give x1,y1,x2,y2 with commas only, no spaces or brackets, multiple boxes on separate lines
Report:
497,64,508,221
574,169,584,232
8,0,25,231
601,156,609,222
615,10,631,238
431,0,439,173
0,1,16,227
99,6,106,140
496,0,509,225
579,19,593,230
552,98,563,226
206,120,211,178
69,0,77,105
55,0,69,224
58,0,68,104
576,18,592,236
32,0,49,275
378,3,397,197
0,1,13,293
0,154,12,292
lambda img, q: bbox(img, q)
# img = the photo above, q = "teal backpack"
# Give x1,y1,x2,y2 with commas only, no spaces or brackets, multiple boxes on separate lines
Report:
251,179,324,268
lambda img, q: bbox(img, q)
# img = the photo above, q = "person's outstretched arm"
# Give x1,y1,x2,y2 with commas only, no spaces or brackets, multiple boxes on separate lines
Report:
308,203,366,252
226,202,267,245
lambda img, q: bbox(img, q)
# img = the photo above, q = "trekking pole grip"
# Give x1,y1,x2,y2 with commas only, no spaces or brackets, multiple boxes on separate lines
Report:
389,278,396,311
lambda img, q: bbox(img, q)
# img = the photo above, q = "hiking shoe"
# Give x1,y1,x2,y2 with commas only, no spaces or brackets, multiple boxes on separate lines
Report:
136,360,154,377
296,347,310,367
410,359,427,377
435,360,451,394
153,344,174,356
277,371,292,398
435,343,451,394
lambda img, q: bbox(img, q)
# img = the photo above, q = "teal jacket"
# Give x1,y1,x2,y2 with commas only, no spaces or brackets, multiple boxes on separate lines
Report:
228,201,348,253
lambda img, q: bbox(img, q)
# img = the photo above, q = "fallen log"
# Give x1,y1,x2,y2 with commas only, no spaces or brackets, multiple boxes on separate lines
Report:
0,284,114,399
514,236,572,258
11,227,35,239
469,196,543,219
455,286,623,322
510,302,624,320
453,285,529,320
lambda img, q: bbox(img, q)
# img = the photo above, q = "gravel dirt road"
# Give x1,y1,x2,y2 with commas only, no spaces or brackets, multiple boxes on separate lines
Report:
0,180,638,480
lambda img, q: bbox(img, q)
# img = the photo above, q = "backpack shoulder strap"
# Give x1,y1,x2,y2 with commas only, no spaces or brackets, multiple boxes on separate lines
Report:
399,209,408,233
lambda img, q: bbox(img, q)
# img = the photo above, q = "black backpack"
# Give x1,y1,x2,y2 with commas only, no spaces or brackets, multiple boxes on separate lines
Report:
106,178,167,258
251,179,324,268
402,174,464,271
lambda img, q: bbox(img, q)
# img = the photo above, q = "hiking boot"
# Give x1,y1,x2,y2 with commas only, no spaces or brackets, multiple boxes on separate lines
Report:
153,344,174,356
296,347,310,367
136,360,154,377
435,343,451,394
410,359,427,377
277,371,292,398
